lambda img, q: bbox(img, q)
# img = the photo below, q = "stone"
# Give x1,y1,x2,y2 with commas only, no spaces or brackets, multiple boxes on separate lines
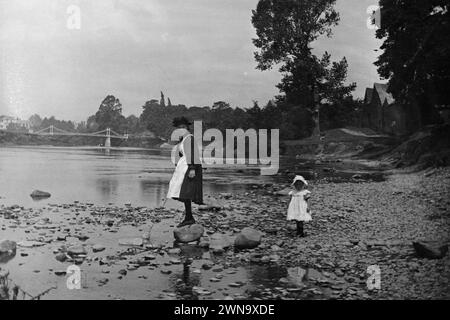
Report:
55,253,67,262
170,258,181,265
30,190,51,199
168,248,181,255
234,227,262,250
271,245,282,252
118,269,127,276
228,282,244,288
0,240,17,254
198,196,224,211
306,268,327,282
92,244,105,253
173,224,204,243
0,240,17,263
413,241,448,259
118,238,143,247
209,233,232,252
287,267,307,287
198,237,210,249
201,263,213,270
67,245,87,256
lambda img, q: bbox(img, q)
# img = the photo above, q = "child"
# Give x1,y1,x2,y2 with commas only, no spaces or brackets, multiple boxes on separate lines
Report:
287,175,311,237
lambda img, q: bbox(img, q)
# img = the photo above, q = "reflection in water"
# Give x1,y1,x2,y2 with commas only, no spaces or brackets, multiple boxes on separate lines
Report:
139,179,168,207
246,265,287,298
96,178,119,202
172,261,201,300
171,244,204,299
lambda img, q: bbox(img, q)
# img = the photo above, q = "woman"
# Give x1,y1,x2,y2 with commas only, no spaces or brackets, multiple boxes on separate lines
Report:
166,117,203,227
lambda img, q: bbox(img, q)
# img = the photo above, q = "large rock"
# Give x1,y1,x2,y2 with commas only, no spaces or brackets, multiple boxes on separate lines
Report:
30,190,51,199
234,228,262,250
173,224,204,243
413,241,448,259
209,233,232,253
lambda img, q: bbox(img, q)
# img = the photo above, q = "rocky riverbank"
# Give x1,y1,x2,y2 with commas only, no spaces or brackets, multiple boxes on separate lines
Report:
1,167,449,300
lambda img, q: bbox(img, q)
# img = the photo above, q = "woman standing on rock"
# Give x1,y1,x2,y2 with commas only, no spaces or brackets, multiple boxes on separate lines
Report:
166,117,203,227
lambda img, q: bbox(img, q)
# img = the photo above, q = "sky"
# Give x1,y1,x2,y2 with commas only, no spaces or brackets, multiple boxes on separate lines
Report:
0,0,383,121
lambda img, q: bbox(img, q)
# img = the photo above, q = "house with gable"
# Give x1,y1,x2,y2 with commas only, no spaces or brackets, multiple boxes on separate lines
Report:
360,83,408,136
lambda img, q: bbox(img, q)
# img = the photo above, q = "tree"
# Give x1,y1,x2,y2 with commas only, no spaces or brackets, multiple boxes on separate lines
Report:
252,0,352,104
375,0,450,128
167,98,172,107
140,99,172,138
94,95,126,132
28,114,42,130
160,91,166,107
125,115,140,133
86,115,99,132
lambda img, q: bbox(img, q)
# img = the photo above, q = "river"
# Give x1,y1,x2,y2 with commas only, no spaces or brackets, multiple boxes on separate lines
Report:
0,146,279,208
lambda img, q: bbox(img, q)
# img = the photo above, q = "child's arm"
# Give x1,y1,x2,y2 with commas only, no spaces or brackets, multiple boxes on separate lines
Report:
304,190,311,201
304,191,311,213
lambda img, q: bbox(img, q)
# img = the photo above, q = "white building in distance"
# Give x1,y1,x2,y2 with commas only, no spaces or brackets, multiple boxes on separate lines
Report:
0,115,31,131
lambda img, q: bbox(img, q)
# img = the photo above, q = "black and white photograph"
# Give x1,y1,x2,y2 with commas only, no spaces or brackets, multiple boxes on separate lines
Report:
0,0,449,307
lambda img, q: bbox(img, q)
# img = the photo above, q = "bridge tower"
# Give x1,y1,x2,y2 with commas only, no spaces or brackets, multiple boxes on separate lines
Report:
105,128,111,148
50,125,54,136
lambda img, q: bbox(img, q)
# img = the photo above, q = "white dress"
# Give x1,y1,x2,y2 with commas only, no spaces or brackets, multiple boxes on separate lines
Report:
166,134,203,204
287,190,311,222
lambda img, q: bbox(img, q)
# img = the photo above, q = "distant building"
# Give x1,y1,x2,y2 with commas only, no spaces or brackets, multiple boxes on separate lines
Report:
0,115,31,131
360,83,408,136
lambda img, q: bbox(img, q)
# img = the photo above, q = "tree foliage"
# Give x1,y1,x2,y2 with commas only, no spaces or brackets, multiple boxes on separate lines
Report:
94,95,126,132
252,0,354,104
375,0,450,126
251,0,356,137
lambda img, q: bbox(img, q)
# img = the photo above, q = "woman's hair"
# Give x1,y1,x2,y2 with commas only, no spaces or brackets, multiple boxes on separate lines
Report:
172,116,192,127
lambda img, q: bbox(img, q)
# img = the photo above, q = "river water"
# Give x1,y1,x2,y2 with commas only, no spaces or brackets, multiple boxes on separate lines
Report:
0,146,279,208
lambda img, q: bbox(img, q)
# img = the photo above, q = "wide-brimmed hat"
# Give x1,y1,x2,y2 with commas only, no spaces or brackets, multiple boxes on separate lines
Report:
291,175,308,186
172,116,192,127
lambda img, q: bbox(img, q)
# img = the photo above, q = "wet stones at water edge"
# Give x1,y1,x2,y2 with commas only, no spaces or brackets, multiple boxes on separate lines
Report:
209,233,232,254
173,224,204,243
30,190,51,199
413,241,448,259
234,227,262,250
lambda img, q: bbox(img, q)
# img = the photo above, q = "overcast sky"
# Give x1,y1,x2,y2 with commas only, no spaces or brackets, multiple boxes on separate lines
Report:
0,0,382,121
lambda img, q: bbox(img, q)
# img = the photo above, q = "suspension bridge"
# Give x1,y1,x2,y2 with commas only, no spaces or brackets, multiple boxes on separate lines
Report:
30,126,129,147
